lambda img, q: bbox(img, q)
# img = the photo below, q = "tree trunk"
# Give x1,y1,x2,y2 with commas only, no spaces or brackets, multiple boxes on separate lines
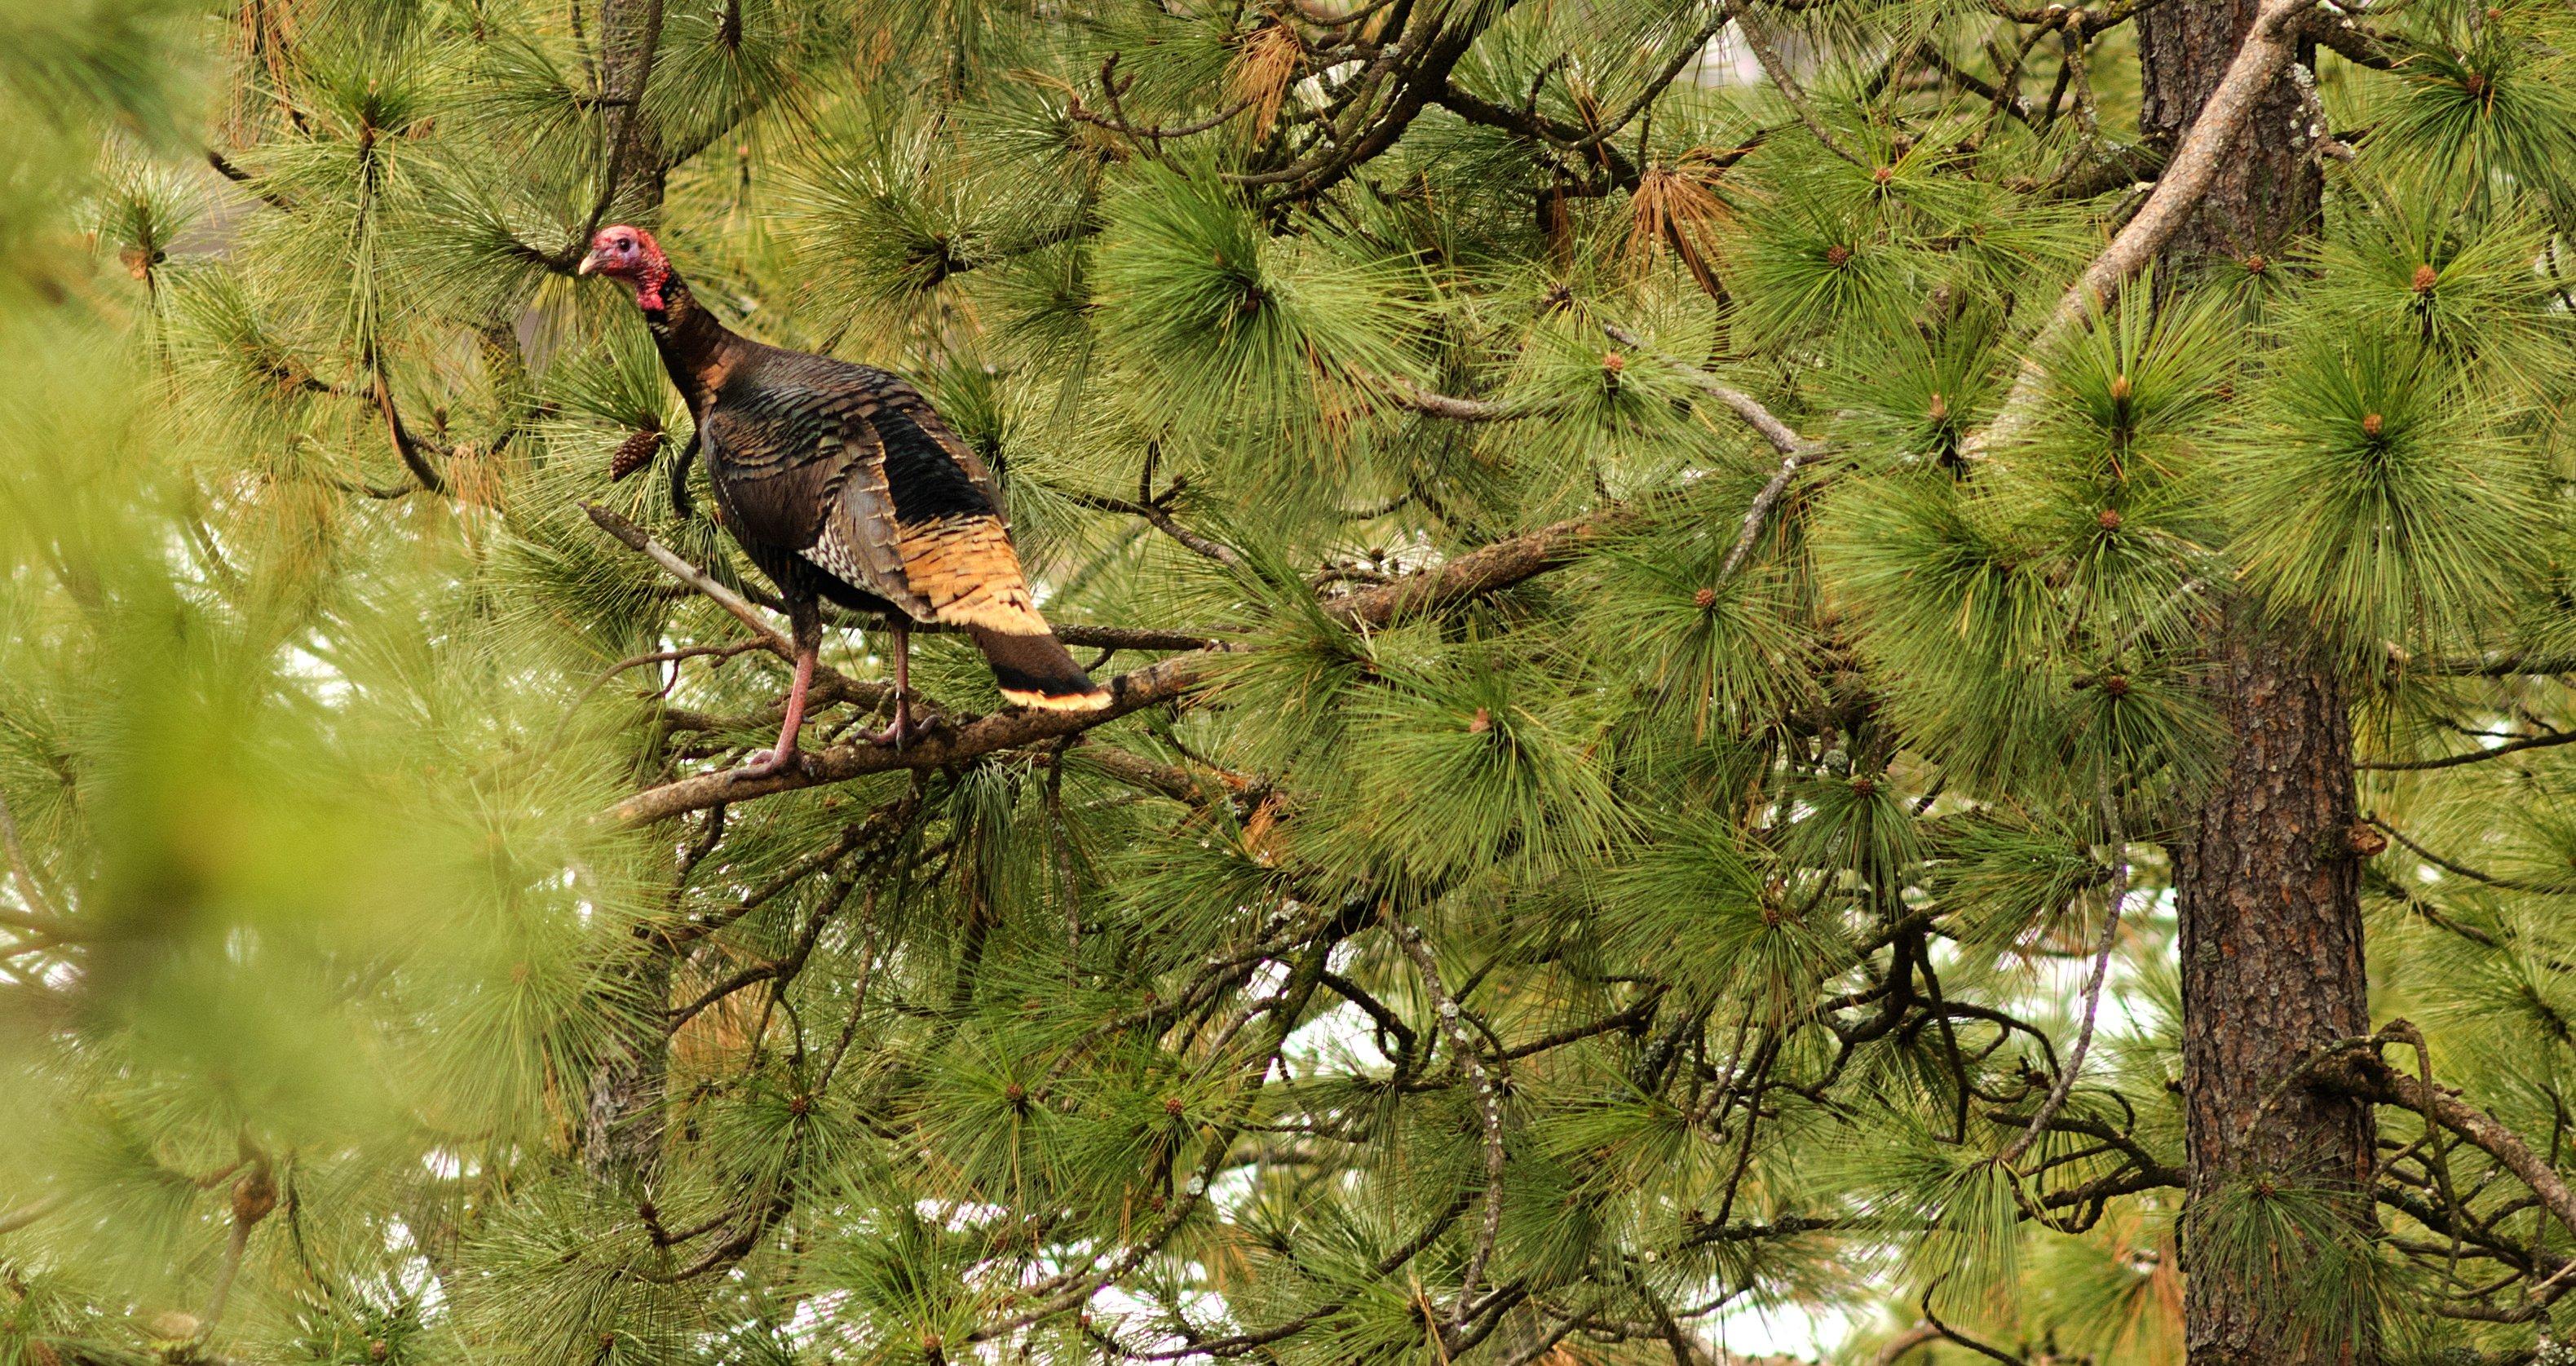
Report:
2139,7,2375,1364
2139,0,2322,264
594,0,668,219
582,944,673,1185
2172,607,2374,1364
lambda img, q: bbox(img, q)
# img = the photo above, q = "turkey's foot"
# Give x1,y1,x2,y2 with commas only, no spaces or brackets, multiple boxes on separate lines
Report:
728,746,809,783
864,692,915,749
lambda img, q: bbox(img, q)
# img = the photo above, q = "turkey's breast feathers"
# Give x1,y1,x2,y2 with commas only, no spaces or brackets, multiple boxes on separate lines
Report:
700,347,1049,635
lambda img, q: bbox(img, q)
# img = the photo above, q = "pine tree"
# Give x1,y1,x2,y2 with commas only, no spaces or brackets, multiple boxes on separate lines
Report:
14,0,2576,1362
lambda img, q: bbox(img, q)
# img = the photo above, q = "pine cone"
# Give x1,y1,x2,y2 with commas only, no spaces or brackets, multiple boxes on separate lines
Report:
609,428,661,482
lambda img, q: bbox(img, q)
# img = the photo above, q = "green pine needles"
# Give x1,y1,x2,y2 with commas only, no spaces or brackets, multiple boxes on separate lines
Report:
15,0,2576,1363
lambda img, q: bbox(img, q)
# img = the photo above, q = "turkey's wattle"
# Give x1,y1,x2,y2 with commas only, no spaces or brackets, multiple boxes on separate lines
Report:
577,225,1110,776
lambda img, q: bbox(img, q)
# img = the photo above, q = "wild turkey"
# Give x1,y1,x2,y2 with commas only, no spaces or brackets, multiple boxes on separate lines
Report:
578,224,1108,776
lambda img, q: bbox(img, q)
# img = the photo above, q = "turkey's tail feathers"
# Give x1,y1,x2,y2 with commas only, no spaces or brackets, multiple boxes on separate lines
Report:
970,627,1111,712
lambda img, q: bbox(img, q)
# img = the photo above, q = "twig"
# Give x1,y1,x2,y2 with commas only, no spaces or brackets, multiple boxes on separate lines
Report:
372,365,449,495
205,148,294,211
1919,1280,2027,1364
0,789,65,927
1734,7,1866,166
1602,324,1822,582
1071,93,1258,143
2359,729,2576,771
198,1156,278,1341
1372,373,1544,422
2366,816,2576,896
0,1193,63,1235
1061,488,1244,567
1601,324,1817,458
1999,767,2130,1168
1392,919,1510,1328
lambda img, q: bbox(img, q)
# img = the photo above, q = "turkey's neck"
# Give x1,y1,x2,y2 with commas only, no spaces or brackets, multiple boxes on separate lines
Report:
642,274,742,416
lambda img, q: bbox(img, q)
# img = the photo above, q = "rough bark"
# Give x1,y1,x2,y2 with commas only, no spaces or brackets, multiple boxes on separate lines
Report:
2173,607,2374,1364
2138,0,2322,265
594,0,668,219
2141,7,2372,1363
582,946,672,1184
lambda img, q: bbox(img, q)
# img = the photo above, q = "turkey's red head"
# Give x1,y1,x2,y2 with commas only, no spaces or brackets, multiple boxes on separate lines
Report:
578,225,672,312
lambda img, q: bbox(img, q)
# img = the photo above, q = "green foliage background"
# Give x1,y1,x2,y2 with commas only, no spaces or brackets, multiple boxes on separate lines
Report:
6,0,2576,1361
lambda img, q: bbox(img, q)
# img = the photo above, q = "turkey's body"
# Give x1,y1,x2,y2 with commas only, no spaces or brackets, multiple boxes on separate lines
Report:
634,271,1107,754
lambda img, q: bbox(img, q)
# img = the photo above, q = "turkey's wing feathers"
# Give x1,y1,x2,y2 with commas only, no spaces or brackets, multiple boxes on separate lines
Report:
711,360,1046,634
851,384,1049,635
802,419,936,621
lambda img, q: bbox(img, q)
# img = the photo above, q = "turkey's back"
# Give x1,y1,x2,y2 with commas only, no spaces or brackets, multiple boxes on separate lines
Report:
699,345,1007,622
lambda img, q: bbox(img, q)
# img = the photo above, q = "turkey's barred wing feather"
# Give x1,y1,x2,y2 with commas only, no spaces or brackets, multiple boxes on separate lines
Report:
697,407,839,566
709,357,1048,634
802,416,935,621
824,372,1048,635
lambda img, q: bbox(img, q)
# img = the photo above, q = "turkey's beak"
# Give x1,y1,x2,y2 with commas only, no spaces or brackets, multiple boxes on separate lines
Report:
575,249,604,276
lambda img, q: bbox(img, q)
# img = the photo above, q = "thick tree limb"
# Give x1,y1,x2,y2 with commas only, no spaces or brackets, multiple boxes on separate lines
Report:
1976,0,2325,452
600,488,1657,823
2331,1044,2576,1250
1323,511,1618,626
612,650,1225,824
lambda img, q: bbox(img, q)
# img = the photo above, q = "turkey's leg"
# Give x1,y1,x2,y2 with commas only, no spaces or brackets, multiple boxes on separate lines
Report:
868,626,911,749
736,602,820,780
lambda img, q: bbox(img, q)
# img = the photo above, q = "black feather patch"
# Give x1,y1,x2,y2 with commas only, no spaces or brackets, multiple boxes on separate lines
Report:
876,406,995,524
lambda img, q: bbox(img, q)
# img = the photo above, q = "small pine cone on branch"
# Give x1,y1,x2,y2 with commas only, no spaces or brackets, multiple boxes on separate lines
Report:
609,428,661,482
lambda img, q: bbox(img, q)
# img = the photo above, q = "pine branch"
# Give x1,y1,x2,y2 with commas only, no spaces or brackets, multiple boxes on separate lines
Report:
0,789,67,932
204,148,294,211
612,648,1225,824
1369,373,1538,422
1124,1190,1478,1359
1392,919,1509,1328
2421,653,2576,677
1999,770,2131,1169
1735,5,1867,167
1061,488,1244,567
1919,1280,2028,1365
1323,509,1623,626
2330,1027,2576,1253
372,366,449,495
1599,325,1818,458
1975,0,2327,453
1601,323,1823,582
0,1193,62,1235
2360,729,2576,771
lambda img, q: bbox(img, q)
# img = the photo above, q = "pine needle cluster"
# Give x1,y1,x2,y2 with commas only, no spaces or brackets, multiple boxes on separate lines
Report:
10,0,2576,1362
